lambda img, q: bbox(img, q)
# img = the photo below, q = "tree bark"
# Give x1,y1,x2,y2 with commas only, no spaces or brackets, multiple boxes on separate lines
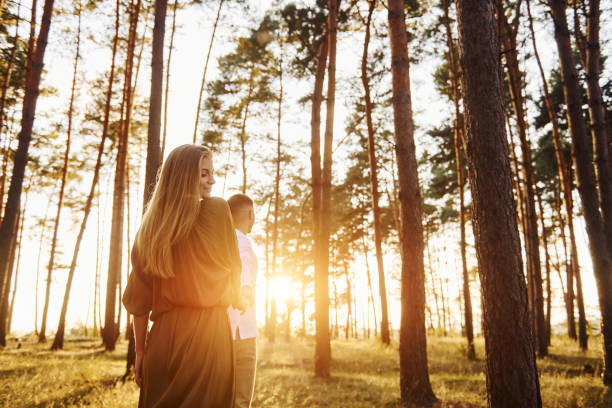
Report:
0,4,22,217
124,0,164,373
584,0,612,256
361,0,389,345
0,0,54,347
0,3,23,221
0,206,19,342
442,0,474,359
311,23,329,376
269,45,284,343
497,1,547,357
49,2,86,350
455,0,541,405
550,0,612,385
161,0,178,160
103,0,141,351
39,4,81,343
7,183,29,334
387,0,437,404
526,0,582,344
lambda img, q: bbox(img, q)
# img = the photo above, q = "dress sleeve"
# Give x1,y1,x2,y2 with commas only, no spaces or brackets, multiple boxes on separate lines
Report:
122,246,153,316
193,198,242,304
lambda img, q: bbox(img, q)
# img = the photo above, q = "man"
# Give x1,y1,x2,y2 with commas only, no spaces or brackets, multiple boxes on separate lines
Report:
227,193,258,408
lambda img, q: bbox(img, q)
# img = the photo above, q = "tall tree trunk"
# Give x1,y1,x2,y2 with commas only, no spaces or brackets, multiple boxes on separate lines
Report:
7,190,28,333
442,0,475,359
49,1,87,350
361,234,377,337
193,0,224,142
315,0,340,378
343,259,351,339
584,0,612,257
0,206,19,341
387,0,437,404
143,0,166,203
103,0,141,351
125,0,165,374
238,80,253,194
526,0,581,344
311,23,329,376
455,0,541,405
161,0,177,160
269,45,284,343
34,198,51,335
497,2,547,357
264,194,272,332
361,0,389,345
0,0,54,347
534,178,552,346
0,3,22,217
39,3,81,342
550,0,612,385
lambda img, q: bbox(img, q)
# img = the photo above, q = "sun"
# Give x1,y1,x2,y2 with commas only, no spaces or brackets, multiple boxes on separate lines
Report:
268,277,297,307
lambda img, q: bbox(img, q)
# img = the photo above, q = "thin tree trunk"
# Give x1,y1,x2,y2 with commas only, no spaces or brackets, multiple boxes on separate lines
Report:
526,0,581,343
39,3,81,342
193,0,224,142
497,2,547,357
0,3,22,217
387,0,437,404
311,22,329,376
50,2,95,350
238,80,253,194
264,194,272,334
7,191,27,334
161,0,178,160
443,0,475,359
314,0,340,378
269,44,283,343
535,178,552,346
584,0,612,259
0,0,54,346
344,259,351,339
361,234,377,337
125,0,164,374
361,0,389,345
35,198,51,335
0,207,19,340
455,0,541,405
103,0,141,351
550,0,612,385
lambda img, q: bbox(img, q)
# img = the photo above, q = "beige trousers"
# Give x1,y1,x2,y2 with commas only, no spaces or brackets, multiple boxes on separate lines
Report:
234,336,257,408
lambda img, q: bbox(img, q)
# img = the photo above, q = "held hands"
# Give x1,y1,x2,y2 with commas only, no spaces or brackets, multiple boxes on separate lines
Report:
135,352,143,387
233,285,254,315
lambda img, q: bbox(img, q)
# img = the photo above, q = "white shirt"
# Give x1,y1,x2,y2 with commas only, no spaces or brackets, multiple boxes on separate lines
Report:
228,229,258,339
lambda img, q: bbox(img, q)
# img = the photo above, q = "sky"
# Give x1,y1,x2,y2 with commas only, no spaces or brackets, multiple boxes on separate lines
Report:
5,0,611,337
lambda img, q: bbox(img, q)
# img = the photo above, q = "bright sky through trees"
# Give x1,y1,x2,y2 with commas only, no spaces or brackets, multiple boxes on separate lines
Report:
6,0,611,338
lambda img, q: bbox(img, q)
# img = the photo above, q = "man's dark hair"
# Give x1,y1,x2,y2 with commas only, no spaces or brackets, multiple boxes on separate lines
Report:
227,193,253,216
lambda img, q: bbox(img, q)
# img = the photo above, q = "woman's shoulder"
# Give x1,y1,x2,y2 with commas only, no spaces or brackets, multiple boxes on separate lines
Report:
199,196,231,216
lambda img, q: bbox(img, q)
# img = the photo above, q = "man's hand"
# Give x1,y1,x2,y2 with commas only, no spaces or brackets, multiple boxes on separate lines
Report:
135,352,144,387
241,285,254,308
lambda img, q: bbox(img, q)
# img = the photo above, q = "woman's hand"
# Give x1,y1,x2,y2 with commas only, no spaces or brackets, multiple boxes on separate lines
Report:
135,352,143,387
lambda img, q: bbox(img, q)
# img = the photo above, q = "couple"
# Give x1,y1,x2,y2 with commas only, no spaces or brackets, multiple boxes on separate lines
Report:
123,144,259,408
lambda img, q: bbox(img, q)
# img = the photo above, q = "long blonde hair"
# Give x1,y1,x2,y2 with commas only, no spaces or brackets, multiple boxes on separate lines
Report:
133,144,211,278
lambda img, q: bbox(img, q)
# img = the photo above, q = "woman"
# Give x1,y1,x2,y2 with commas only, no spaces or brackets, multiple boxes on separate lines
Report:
123,144,242,407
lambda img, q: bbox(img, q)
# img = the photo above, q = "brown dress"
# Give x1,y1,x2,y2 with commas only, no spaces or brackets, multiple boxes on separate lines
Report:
123,197,242,408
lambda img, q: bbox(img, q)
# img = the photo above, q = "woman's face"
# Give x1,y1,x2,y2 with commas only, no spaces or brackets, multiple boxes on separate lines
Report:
199,155,215,198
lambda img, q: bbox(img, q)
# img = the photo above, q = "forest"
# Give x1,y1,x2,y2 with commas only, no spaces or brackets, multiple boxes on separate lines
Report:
0,0,611,406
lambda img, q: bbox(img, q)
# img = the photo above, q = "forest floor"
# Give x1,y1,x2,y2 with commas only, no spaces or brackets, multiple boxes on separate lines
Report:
0,333,610,407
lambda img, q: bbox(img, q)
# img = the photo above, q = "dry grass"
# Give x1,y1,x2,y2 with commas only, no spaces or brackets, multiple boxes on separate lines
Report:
0,333,610,407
